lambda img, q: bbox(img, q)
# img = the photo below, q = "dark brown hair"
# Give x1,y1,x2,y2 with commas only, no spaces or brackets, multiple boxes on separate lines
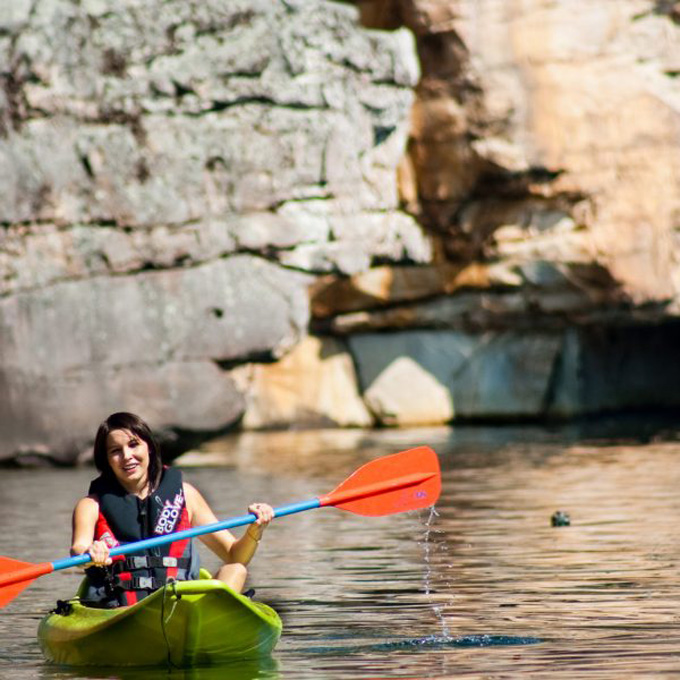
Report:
93,412,163,491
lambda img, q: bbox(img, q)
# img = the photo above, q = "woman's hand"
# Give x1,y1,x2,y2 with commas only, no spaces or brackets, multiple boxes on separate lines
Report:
246,502,274,541
87,540,112,567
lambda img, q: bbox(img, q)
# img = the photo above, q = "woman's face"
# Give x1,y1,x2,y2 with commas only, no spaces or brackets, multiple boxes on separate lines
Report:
106,428,150,492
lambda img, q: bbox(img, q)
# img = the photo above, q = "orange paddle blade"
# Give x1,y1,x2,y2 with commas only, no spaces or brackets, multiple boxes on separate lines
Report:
318,446,441,516
0,557,53,608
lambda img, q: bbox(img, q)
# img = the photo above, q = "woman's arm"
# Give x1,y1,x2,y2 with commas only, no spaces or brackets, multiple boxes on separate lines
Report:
184,482,272,566
71,497,98,555
71,496,111,565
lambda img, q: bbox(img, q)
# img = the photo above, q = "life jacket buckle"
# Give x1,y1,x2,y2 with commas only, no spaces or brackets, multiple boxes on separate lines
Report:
129,556,149,569
136,576,154,590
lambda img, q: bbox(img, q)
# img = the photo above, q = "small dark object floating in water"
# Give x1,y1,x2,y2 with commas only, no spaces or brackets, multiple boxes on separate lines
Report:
551,511,570,527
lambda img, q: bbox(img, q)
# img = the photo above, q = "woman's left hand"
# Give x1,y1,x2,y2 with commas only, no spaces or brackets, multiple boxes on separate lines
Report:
247,502,274,540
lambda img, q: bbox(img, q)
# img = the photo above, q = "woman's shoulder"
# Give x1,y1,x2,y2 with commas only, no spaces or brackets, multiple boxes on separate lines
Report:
182,481,213,518
73,495,100,517
182,480,200,501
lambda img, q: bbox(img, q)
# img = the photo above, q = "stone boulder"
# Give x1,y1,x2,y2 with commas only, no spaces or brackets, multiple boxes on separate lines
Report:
0,256,310,462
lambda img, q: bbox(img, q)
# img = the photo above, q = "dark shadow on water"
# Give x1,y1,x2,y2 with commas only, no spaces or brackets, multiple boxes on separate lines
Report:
301,634,543,654
446,409,680,449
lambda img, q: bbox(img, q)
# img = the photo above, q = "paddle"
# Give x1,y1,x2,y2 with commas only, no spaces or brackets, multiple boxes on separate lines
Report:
0,445,440,608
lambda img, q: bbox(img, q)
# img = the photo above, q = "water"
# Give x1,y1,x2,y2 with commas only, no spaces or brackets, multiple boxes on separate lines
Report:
2,424,680,678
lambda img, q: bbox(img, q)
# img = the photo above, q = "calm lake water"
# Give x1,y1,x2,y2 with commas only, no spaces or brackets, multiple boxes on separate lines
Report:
2,423,680,679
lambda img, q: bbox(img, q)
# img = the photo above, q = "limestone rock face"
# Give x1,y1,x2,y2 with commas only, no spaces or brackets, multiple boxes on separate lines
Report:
449,0,680,304
311,0,680,427
1,1,429,272
354,0,680,307
3,0,680,460
0,0,424,462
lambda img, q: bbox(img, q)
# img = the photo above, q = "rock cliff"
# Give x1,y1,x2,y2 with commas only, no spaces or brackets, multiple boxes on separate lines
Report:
1,0,679,462
321,0,680,426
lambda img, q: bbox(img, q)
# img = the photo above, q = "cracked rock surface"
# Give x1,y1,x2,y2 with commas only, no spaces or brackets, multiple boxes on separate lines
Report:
0,0,427,462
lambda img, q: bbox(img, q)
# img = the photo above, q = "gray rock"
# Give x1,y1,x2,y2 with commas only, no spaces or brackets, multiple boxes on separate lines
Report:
348,322,680,426
3,0,417,229
0,361,245,465
0,0,421,461
278,207,431,274
349,331,562,425
347,330,561,424
0,0,33,32
0,256,311,461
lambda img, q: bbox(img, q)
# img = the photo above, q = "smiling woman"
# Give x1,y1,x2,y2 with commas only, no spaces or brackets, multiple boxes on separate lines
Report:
69,412,274,607
101,427,155,493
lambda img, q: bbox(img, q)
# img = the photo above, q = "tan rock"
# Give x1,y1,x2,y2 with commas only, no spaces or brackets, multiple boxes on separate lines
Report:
310,262,499,318
452,0,680,302
411,96,468,141
408,93,485,207
362,354,455,425
396,152,420,213
397,0,459,35
238,336,373,430
359,0,680,310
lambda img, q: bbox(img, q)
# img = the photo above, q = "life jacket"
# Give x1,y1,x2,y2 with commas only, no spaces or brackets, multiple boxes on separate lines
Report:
83,466,200,608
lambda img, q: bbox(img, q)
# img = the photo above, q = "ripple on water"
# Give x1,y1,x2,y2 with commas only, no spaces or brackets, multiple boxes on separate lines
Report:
301,633,544,654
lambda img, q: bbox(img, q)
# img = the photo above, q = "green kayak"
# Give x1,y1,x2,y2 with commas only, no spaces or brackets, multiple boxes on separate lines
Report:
38,570,282,667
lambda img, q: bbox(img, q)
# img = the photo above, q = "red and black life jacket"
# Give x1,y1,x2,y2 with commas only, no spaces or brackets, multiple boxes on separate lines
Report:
84,467,199,608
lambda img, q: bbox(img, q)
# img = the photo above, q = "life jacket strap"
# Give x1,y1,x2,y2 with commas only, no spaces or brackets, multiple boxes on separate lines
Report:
113,575,174,591
112,555,191,571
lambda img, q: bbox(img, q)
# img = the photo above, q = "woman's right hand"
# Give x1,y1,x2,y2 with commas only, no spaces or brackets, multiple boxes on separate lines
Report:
87,540,112,567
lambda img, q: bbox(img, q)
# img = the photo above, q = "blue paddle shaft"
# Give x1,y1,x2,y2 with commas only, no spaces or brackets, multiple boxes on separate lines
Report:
51,498,321,571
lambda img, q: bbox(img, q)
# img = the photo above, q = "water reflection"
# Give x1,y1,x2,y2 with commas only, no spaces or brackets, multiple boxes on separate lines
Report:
38,657,280,680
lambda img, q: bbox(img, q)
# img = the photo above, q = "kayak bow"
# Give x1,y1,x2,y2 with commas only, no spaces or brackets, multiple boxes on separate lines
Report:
38,570,282,667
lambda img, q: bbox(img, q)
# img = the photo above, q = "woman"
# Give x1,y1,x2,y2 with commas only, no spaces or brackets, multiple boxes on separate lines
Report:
71,412,273,607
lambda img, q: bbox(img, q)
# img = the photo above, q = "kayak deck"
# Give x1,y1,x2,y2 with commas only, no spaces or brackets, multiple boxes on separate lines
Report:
38,571,282,667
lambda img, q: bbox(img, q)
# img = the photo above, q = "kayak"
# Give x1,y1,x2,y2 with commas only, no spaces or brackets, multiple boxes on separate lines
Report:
38,569,282,667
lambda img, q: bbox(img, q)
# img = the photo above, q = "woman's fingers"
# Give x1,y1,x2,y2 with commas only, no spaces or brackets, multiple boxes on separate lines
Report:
87,540,112,566
248,502,274,527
